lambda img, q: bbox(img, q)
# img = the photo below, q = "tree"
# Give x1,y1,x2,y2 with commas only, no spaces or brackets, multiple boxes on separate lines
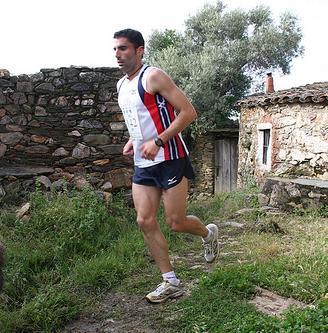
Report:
145,1,303,136
146,29,183,53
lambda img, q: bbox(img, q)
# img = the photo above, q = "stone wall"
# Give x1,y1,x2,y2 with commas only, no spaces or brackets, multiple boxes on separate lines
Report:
260,177,328,210
0,67,134,198
238,103,328,187
190,134,215,197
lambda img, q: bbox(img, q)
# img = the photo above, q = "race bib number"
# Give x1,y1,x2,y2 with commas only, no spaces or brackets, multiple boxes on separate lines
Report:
121,105,143,139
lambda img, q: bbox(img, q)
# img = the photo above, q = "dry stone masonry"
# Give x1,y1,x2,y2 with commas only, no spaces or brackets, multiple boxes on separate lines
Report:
190,134,215,196
0,67,134,199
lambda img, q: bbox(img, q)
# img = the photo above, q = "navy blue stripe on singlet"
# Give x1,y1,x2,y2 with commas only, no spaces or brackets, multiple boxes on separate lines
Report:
165,103,182,159
137,66,150,104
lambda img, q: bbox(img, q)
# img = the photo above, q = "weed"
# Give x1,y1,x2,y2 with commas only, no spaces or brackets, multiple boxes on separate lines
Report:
293,204,328,218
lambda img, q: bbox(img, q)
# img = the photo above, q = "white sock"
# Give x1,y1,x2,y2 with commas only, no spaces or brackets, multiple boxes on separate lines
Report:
162,271,180,286
203,228,213,243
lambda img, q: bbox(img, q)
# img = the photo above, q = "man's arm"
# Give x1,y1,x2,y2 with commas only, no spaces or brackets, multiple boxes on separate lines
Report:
140,68,197,160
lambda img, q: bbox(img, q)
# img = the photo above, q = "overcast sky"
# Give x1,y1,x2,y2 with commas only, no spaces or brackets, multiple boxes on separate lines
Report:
1,0,327,91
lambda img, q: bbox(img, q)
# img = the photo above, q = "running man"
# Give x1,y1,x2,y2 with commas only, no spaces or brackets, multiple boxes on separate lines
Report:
113,28,219,303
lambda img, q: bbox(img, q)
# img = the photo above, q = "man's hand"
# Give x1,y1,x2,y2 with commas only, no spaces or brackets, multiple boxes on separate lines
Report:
123,139,134,156
140,140,160,160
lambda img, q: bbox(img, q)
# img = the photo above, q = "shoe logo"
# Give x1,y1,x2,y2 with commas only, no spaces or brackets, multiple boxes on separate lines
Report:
167,176,177,185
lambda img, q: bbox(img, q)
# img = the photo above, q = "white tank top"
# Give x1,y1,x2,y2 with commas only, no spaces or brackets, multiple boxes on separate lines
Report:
117,65,189,168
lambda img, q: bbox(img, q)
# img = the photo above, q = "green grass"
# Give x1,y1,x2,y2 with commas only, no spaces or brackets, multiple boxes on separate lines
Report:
160,191,328,333
0,186,327,332
0,189,146,332
163,263,327,333
0,188,193,332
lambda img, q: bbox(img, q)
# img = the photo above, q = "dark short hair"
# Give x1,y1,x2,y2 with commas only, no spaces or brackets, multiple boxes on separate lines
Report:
113,28,145,48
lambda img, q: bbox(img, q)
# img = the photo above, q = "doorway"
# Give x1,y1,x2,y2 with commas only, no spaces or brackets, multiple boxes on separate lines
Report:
215,137,238,193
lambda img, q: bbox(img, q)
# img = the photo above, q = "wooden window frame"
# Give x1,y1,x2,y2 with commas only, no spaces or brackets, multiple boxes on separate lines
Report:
257,123,272,171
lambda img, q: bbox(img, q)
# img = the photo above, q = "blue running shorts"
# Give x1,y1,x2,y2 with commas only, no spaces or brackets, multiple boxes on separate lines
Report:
133,156,195,189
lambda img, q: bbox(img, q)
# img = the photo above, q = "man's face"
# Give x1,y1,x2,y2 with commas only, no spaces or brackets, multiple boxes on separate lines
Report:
113,37,143,74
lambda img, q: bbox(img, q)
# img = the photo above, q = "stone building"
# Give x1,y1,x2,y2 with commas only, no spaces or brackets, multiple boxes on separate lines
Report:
238,81,328,208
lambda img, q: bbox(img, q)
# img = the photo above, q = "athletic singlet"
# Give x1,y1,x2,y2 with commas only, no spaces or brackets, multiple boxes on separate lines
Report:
117,65,189,168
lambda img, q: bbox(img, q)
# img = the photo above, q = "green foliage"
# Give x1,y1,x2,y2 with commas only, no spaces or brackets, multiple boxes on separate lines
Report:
189,183,260,224
0,189,143,332
279,300,328,333
145,1,303,136
146,29,183,53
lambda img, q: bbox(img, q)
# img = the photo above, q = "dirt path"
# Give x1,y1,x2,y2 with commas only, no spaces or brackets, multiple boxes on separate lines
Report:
62,292,161,333
61,221,306,332
61,250,215,333
60,224,242,333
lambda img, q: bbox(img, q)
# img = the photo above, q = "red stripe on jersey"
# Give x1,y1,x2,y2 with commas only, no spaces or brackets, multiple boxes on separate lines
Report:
144,92,163,133
143,92,170,160
166,103,185,158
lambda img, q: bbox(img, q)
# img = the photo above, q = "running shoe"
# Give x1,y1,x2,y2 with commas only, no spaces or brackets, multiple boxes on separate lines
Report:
203,223,219,263
145,280,184,303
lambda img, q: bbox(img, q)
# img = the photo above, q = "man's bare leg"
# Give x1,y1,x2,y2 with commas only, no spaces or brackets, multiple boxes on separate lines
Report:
133,183,184,302
162,177,208,237
132,183,172,273
163,177,219,263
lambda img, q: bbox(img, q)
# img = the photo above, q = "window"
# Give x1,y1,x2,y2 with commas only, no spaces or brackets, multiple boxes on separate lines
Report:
257,123,272,171
262,129,270,165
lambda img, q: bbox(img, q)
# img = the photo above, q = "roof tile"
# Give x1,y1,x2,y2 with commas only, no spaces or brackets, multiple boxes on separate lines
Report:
238,81,328,107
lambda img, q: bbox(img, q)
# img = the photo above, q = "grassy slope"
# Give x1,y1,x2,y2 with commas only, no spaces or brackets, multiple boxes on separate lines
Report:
0,190,146,332
0,188,327,332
